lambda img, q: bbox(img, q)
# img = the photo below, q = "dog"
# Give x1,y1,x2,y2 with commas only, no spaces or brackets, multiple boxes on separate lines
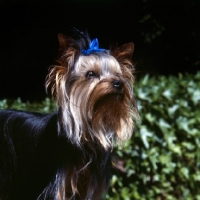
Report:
0,31,138,200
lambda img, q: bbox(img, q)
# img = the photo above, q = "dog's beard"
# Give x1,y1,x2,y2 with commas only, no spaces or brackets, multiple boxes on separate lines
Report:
60,77,136,150
88,79,136,149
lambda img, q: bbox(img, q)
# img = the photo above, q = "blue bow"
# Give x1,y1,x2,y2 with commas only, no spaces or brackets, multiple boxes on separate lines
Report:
81,38,106,55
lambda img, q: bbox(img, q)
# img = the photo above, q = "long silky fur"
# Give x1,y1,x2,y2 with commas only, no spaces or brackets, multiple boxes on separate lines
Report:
0,32,138,200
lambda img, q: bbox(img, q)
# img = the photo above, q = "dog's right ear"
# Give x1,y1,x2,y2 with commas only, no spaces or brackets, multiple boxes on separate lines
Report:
58,34,72,54
57,33,80,67
45,34,80,100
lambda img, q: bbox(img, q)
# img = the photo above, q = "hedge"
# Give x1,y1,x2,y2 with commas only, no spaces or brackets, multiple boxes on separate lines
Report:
1,72,200,200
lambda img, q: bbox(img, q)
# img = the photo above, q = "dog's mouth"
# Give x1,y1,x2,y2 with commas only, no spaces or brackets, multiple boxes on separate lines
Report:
86,79,133,123
93,93,124,111
89,92,132,138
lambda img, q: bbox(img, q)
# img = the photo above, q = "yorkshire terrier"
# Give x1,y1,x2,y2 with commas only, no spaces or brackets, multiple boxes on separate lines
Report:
0,31,138,200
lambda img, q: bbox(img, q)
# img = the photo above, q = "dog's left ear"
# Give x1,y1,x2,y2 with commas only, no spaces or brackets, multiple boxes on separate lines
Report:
111,43,134,79
111,42,134,62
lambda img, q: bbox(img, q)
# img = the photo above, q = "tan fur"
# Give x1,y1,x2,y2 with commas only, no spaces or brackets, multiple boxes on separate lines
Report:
45,34,139,199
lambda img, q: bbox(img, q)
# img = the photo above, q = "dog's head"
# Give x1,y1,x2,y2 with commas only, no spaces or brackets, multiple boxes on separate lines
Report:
46,32,138,149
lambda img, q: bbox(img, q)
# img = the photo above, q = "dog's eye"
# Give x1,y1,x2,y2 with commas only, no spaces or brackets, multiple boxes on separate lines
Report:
86,71,97,79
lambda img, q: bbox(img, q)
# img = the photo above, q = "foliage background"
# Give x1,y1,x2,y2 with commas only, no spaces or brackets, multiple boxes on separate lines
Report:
1,72,200,199
105,72,200,200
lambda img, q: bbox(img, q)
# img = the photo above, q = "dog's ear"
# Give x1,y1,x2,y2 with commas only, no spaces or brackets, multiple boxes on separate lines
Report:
111,43,134,79
45,34,80,99
57,33,80,67
111,42,134,62
58,33,70,54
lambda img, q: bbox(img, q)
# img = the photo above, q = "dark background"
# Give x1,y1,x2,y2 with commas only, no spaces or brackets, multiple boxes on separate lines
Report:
0,0,199,101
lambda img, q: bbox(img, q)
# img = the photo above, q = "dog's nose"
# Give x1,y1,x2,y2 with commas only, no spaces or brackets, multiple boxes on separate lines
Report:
112,80,123,91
